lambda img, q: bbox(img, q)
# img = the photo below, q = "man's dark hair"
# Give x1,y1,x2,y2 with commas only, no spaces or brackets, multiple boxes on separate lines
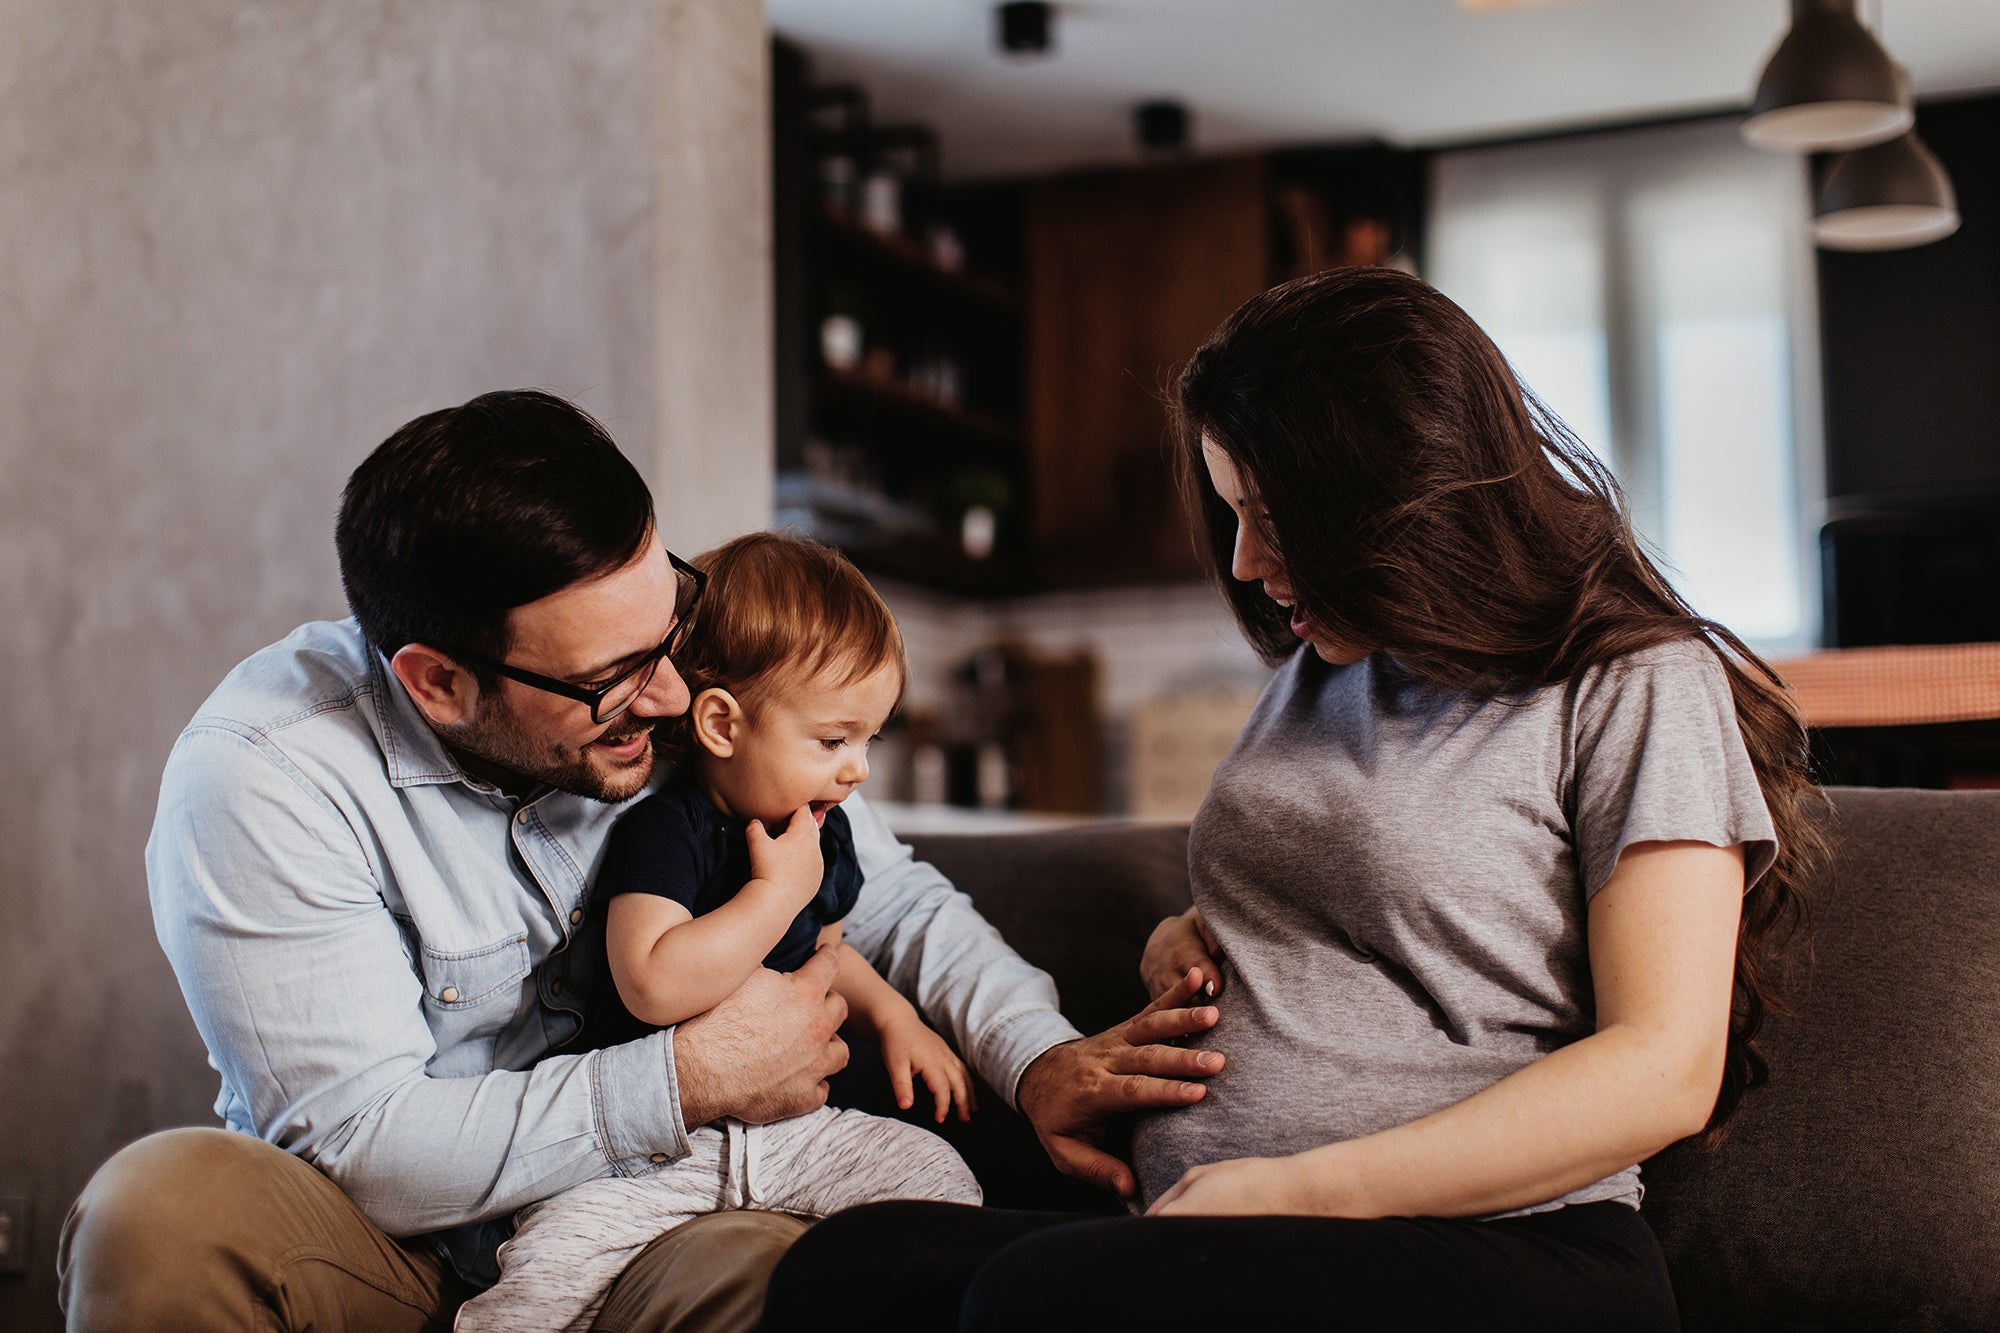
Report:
335,389,655,666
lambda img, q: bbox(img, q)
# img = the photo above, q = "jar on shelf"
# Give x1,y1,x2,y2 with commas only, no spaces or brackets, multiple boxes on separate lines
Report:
926,222,965,272
860,169,902,236
819,313,863,372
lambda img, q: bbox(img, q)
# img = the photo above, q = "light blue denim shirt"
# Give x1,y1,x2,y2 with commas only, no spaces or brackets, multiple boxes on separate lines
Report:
147,619,1081,1272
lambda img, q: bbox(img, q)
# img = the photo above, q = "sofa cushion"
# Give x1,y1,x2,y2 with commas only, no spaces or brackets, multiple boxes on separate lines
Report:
1643,787,2000,1331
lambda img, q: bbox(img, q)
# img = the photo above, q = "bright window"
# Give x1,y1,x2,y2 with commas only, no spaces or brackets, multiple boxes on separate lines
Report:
1428,118,1823,650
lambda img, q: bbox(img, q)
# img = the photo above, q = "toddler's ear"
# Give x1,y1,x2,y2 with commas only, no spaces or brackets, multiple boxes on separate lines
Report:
689,687,742,759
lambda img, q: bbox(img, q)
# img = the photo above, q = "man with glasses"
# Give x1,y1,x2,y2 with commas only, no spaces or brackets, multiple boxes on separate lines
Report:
58,390,1220,1333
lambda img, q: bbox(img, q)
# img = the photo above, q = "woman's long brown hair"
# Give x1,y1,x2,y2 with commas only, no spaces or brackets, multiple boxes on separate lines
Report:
1174,266,1827,1143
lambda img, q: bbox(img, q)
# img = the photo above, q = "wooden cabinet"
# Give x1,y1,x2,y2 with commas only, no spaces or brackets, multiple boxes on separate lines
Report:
1025,155,1270,587
1019,146,1424,589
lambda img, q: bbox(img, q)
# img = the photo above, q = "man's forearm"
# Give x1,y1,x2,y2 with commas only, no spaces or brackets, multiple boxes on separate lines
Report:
303,1037,688,1235
839,794,1084,1107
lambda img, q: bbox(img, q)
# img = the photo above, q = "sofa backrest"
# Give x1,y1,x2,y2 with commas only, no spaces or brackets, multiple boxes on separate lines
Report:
911,787,2000,1331
1642,787,2000,1331
909,821,1192,1040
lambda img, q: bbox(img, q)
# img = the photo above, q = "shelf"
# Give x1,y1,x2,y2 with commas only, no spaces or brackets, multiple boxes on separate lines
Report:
845,532,1040,599
814,207,1020,315
817,367,1019,447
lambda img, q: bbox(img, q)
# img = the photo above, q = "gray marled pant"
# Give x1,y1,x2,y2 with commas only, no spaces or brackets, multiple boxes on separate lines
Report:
455,1107,982,1333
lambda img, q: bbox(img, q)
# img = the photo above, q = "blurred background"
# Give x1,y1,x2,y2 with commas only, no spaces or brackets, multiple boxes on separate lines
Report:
3,1,1997,1324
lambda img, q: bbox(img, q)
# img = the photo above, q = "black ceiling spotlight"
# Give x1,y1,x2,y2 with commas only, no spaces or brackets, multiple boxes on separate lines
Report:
1742,0,1910,150
1815,126,1961,250
1135,100,1190,155
997,2,1054,56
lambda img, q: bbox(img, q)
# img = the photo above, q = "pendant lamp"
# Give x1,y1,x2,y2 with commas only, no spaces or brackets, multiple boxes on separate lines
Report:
1743,0,1911,151
1815,130,1962,250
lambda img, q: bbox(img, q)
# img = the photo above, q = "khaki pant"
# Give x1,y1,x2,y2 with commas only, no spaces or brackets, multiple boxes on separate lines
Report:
57,1127,810,1333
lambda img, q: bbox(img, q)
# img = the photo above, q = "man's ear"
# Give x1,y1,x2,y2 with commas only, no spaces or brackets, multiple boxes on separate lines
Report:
689,687,743,759
389,643,482,727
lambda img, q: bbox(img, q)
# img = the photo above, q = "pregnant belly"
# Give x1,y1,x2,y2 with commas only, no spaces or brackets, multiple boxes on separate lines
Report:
1129,998,1533,1208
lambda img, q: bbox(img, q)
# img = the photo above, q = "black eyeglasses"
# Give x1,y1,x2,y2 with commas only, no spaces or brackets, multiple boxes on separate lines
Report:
457,551,707,724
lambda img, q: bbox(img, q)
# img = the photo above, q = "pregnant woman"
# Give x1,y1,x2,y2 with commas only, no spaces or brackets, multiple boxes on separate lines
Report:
763,266,1826,1331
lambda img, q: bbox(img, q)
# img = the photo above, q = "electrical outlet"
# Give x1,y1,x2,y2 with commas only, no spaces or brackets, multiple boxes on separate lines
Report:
0,1195,29,1276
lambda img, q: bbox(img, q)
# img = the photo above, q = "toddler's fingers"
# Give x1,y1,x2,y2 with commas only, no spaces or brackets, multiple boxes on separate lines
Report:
929,1069,951,1124
889,1059,914,1112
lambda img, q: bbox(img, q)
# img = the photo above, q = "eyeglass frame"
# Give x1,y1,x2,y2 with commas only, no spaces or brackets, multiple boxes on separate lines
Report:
452,550,707,725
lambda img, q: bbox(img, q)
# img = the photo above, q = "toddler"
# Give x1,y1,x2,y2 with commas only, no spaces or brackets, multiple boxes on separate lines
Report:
456,531,980,1333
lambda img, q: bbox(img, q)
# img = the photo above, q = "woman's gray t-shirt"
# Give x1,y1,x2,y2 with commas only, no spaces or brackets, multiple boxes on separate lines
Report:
1129,640,1778,1212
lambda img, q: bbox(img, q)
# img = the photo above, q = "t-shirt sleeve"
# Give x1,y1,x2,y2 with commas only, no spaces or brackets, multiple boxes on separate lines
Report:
818,804,863,924
1569,641,1779,901
593,790,706,910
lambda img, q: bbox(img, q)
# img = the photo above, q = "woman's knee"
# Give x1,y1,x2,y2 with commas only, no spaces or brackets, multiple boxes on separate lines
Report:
764,1201,995,1332
960,1218,1135,1328
768,1201,941,1289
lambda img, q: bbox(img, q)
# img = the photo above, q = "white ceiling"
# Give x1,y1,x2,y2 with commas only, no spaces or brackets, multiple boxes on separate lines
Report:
765,0,2000,180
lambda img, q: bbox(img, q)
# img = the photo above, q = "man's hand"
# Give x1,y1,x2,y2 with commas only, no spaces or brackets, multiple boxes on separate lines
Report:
745,806,827,905
1140,907,1224,1001
1014,967,1224,1198
673,945,849,1130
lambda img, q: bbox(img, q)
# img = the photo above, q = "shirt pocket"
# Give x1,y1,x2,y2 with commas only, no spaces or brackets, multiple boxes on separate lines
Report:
417,933,531,1074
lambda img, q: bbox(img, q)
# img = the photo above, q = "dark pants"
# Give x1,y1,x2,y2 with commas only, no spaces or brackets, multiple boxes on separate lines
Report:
763,1198,1679,1333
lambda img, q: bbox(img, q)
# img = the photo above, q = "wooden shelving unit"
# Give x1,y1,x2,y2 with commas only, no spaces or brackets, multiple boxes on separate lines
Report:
773,38,1034,597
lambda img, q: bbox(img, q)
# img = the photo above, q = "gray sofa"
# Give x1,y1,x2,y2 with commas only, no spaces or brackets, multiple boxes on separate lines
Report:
906,786,2000,1332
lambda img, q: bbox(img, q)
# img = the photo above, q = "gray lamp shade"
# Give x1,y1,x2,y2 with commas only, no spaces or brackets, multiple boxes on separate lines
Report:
1815,130,1962,250
1743,0,1912,151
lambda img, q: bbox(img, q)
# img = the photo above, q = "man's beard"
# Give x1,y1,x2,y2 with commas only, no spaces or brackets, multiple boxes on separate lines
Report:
444,700,658,803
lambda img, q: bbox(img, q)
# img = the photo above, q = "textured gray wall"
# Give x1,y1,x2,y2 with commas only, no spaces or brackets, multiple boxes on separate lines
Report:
0,2,765,1324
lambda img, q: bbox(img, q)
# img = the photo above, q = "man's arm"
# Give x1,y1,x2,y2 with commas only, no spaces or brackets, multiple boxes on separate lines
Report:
147,725,840,1236
836,793,1084,1106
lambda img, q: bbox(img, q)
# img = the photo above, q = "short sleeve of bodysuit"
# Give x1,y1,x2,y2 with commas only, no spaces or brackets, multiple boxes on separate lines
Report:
594,785,864,973
594,785,710,911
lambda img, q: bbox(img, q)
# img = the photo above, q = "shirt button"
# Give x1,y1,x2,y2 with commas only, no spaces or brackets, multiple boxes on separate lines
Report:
570,909,584,925
549,980,563,996
439,986,461,1003
516,809,530,825
650,1153,668,1164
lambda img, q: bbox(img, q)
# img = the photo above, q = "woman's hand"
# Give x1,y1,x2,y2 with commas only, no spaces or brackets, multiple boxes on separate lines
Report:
1141,906,1224,1001
1145,1154,1303,1217
878,1009,976,1123
1015,967,1224,1198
